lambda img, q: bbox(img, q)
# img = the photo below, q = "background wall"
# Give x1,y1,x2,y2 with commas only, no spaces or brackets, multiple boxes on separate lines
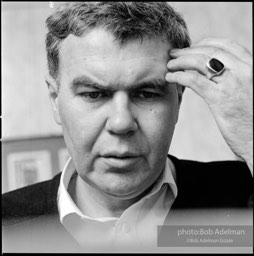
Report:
2,2,252,183
2,136,68,193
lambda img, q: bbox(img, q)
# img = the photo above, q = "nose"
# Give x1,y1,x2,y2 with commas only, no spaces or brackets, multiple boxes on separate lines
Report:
106,92,138,135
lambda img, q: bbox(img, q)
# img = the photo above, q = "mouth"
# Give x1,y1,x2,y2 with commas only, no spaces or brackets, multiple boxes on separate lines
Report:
102,154,140,159
100,153,142,169
102,151,141,158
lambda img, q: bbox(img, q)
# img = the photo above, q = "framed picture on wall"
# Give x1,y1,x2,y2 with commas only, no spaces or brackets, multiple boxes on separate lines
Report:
7,150,52,191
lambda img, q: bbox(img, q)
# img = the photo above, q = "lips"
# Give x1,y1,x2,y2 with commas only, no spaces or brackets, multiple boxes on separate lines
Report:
102,152,140,158
100,151,142,169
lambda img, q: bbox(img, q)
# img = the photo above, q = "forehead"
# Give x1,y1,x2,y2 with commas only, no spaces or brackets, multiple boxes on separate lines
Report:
59,28,172,85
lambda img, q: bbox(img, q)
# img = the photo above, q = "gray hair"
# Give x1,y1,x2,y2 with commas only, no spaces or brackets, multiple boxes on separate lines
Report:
46,2,191,80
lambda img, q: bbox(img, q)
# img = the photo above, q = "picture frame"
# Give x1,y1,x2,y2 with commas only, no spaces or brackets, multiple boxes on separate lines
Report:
7,150,52,191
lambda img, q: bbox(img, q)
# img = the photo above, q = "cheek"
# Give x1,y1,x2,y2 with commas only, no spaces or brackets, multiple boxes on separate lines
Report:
58,96,102,155
142,101,178,154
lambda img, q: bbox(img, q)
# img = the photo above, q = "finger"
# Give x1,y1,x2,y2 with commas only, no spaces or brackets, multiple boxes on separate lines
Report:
165,71,216,101
193,38,252,65
170,47,241,69
167,54,213,76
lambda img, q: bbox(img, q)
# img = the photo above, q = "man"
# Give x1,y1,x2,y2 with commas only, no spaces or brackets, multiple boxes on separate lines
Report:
2,2,253,253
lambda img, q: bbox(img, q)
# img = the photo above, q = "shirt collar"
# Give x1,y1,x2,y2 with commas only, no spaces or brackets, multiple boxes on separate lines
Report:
57,156,177,223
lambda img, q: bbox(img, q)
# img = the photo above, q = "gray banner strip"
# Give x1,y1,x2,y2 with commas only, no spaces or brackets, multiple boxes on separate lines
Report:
157,225,253,247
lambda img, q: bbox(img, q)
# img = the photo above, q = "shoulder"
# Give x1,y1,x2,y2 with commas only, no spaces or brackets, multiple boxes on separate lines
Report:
168,155,253,208
168,154,252,184
2,172,62,225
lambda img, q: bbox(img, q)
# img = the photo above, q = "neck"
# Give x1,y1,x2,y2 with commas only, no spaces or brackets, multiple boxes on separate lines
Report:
68,174,154,218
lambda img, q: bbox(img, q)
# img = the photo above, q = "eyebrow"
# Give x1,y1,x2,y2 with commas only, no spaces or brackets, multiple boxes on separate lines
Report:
71,75,169,93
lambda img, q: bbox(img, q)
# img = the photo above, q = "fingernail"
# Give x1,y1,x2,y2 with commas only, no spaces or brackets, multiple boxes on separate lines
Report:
169,49,178,54
167,61,173,68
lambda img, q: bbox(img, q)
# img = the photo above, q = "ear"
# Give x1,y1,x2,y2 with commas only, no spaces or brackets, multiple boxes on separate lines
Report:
45,74,61,125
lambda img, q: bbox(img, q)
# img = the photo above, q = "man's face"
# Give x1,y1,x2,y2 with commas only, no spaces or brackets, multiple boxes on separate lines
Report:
51,28,181,199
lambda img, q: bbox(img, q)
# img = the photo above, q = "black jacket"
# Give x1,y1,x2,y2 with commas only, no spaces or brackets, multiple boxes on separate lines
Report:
2,155,253,252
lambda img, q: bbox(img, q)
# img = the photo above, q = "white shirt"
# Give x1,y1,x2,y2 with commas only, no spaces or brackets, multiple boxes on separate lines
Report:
57,157,177,251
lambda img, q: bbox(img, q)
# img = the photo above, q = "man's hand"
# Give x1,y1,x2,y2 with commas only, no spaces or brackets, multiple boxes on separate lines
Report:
166,38,253,174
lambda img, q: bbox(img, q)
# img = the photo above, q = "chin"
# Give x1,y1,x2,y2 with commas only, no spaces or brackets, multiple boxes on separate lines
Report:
101,183,145,199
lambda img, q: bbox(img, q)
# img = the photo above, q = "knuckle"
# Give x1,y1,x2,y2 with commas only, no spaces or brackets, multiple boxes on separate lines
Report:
199,54,210,66
210,48,223,58
225,38,234,46
190,71,200,84
227,39,243,49
228,39,242,51
227,39,250,54
199,37,213,44
174,72,182,84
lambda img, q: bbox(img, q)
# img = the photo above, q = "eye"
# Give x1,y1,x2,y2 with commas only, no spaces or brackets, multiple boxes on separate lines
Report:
87,92,101,99
79,91,109,101
140,91,156,98
133,90,159,99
